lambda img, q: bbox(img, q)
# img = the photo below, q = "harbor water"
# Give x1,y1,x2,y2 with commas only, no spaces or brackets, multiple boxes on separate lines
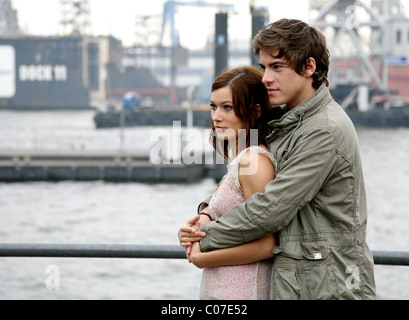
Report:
0,110,408,300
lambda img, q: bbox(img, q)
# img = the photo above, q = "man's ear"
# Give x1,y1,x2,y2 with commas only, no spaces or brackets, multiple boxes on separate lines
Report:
304,57,316,78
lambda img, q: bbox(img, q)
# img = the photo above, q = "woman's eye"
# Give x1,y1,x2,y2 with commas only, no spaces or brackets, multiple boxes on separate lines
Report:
210,104,216,110
224,105,233,111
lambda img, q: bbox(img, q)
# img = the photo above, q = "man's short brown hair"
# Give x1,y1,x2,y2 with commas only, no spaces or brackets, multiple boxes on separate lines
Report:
253,19,330,89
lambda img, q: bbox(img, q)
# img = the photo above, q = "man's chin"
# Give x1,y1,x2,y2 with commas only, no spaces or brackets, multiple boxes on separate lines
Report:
271,103,283,108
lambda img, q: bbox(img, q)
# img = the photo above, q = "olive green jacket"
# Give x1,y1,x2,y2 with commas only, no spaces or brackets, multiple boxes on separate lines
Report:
200,85,376,300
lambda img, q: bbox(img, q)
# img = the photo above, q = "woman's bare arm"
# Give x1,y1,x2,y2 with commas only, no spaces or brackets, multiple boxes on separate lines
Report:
190,234,275,268
190,149,276,269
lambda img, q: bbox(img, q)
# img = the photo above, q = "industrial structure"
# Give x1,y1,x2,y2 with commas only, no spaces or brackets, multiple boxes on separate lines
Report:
310,0,409,111
160,0,234,47
0,0,268,109
0,0,408,126
59,0,92,36
0,0,19,37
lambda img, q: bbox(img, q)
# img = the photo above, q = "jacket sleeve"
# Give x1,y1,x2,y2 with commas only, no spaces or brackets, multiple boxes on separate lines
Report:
200,129,338,252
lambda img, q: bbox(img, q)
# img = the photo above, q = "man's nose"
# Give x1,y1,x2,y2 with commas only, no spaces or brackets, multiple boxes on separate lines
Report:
262,69,274,85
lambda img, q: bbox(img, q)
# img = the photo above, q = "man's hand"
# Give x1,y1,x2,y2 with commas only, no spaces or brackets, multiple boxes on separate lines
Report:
178,215,209,262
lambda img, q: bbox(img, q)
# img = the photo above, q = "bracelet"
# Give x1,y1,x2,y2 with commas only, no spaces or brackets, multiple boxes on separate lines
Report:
198,212,213,221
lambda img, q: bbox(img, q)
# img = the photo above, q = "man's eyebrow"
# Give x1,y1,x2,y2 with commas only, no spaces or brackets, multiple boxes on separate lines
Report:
260,60,288,68
273,59,288,64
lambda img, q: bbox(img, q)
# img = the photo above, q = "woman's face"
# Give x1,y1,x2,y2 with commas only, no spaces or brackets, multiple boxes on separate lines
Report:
210,86,245,142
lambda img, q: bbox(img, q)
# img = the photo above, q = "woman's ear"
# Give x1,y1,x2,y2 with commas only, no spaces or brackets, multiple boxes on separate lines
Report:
254,104,261,118
304,57,316,78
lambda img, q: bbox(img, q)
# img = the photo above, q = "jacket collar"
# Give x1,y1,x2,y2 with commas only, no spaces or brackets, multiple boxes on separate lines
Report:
268,84,333,130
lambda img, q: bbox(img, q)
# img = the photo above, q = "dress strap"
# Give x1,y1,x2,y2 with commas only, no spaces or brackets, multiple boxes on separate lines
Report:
227,146,277,192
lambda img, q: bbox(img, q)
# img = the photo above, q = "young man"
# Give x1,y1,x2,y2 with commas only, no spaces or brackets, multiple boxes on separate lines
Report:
179,19,376,300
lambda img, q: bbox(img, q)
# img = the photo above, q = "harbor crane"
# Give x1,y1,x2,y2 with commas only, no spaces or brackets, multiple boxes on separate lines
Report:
310,0,409,110
160,0,235,47
59,0,91,36
159,1,234,89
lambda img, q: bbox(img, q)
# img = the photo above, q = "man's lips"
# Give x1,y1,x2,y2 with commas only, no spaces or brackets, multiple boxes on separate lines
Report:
267,88,279,94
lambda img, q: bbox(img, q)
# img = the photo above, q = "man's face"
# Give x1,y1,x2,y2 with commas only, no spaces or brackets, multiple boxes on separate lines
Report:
259,50,315,109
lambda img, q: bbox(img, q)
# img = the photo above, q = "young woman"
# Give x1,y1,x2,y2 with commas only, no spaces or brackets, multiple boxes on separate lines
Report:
184,66,278,300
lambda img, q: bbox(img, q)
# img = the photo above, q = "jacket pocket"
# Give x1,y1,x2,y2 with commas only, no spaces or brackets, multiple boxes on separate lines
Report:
300,240,331,260
299,256,339,300
272,266,301,300
272,241,339,300
273,239,330,260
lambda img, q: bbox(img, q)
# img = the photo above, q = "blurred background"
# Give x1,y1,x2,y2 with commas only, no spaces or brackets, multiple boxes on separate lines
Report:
0,0,408,300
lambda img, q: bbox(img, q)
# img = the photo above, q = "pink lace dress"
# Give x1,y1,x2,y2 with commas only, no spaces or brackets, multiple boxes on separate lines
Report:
199,146,277,300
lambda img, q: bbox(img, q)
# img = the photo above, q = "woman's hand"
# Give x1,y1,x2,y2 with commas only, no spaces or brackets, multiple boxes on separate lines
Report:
190,242,205,269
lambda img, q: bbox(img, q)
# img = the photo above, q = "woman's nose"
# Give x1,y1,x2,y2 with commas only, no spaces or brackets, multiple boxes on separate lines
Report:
211,107,222,122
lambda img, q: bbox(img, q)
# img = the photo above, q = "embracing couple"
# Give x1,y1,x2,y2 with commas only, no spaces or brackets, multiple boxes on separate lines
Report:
178,18,376,300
